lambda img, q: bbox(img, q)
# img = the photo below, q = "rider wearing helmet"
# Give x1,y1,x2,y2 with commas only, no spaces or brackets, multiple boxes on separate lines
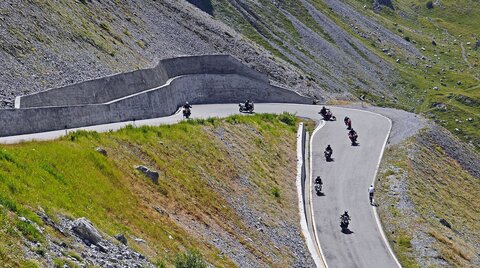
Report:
325,144,333,154
341,211,351,221
183,101,192,109
349,128,357,137
320,106,327,116
315,176,323,185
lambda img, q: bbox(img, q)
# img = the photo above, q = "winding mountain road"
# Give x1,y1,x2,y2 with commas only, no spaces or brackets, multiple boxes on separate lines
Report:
0,103,399,267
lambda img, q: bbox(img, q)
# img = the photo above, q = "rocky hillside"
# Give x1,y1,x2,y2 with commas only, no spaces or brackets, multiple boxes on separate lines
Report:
377,124,480,267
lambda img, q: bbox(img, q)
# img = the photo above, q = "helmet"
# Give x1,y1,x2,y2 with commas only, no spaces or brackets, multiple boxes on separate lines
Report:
185,101,189,104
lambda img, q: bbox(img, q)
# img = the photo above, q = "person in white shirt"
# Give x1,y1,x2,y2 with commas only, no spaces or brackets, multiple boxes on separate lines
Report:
368,185,375,204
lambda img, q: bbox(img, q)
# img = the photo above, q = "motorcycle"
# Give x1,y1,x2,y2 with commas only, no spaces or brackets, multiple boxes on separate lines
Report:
322,110,336,121
314,182,322,195
239,102,254,113
349,132,358,145
324,150,333,161
340,214,350,231
183,107,191,119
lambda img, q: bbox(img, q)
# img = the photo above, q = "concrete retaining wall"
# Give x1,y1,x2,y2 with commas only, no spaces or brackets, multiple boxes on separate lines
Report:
1,74,311,137
16,55,268,108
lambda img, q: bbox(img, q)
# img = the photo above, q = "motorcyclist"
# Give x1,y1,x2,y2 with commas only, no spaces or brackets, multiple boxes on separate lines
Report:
325,145,333,155
183,102,192,118
245,99,253,111
315,176,323,185
368,185,375,204
344,116,352,129
183,101,192,110
348,129,357,140
320,106,327,116
341,211,351,222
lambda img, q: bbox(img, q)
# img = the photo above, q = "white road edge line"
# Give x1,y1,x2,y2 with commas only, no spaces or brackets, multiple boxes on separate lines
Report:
309,120,328,268
296,123,323,268
339,107,401,268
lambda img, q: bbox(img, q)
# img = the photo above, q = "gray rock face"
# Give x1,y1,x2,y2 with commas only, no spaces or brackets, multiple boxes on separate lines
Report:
71,218,103,245
135,165,159,184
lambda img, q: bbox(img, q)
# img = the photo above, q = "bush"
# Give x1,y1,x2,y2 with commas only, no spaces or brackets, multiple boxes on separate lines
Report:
404,36,411,42
270,186,280,198
174,250,207,268
426,1,434,9
278,112,296,126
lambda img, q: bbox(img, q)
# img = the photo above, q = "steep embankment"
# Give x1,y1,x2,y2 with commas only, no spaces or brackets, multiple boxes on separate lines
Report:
0,114,314,267
376,125,480,267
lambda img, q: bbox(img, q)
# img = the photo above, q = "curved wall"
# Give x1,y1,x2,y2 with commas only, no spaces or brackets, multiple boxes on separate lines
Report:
16,55,268,108
1,74,311,137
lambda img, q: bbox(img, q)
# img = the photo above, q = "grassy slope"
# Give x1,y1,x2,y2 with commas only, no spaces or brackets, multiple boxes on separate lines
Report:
0,114,306,267
339,0,480,149
376,130,479,267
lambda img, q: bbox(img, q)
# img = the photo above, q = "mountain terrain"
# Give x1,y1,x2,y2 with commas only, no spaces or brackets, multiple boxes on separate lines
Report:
0,0,479,267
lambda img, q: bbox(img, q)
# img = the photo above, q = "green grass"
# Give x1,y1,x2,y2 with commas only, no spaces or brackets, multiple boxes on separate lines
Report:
0,114,306,266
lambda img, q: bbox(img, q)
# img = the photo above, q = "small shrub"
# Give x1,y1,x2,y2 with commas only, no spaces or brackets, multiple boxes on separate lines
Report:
0,195,18,212
65,251,82,262
66,130,100,142
53,258,80,268
136,40,146,49
278,112,296,126
174,249,207,268
404,36,411,42
398,234,412,249
99,22,112,34
270,186,280,198
16,220,44,243
426,1,434,9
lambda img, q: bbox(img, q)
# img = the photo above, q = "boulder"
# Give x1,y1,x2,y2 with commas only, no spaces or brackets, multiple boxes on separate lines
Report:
96,147,108,156
115,233,128,245
439,218,452,229
72,218,103,245
135,165,159,184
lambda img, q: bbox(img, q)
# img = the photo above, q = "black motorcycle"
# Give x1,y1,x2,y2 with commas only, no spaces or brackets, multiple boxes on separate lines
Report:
314,182,322,195
183,107,191,119
321,110,336,121
349,132,358,146
239,102,254,113
324,150,333,161
340,214,351,231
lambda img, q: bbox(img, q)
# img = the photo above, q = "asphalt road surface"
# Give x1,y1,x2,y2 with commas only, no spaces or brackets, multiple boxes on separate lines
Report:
310,107,398,268
0,103,399,267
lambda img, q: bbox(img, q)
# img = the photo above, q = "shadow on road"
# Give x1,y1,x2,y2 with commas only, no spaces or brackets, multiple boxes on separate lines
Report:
341,228,354,234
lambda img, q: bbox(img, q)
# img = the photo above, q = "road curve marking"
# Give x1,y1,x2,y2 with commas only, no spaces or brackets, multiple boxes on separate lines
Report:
309,120,329,268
